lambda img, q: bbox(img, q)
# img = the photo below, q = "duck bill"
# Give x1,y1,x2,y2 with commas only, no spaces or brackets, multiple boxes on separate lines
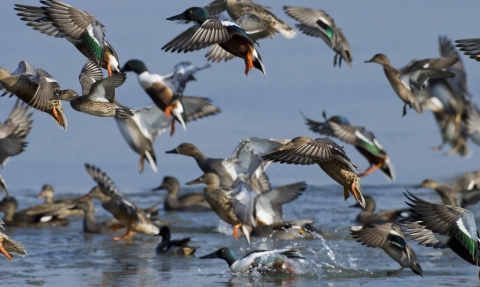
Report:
364,58,374,63
413,185,422,189
165,148,178,154
185,177,202,186
199,251,219,259
78,195,91,202
151,184,165,191
349,202,362,208
166,13,186,21
36,193,45,199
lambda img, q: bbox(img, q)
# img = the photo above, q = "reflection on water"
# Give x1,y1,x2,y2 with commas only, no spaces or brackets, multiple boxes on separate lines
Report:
1,184,478,286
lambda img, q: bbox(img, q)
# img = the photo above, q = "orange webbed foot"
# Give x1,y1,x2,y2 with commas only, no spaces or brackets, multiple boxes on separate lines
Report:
0,242,12,261
358,162,382,177
233,223,242,240
113,230,135,241
169,120,175,136
164,106,173,118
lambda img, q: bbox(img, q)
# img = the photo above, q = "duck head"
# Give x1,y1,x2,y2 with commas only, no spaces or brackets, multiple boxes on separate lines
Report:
275,136,312,151
159,226,171,242
120,60,148,75
152,176,180,197
365,54,390,65
165,143,201,157
57,89,79,101
199,247,238,267
186,173,220,187
37,184,55,203
166,7,210,24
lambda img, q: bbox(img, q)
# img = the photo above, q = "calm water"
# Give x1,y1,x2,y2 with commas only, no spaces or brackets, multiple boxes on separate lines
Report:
1,0,480,286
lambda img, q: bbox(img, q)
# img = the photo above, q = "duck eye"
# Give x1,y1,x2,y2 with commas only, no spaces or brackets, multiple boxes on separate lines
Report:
189,10,193,14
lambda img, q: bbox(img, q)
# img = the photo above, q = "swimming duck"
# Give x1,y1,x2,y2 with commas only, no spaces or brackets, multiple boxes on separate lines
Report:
15,0,120,76
250,219,318,240
350,222,423,277
455,38,480,63
74,200,124,234
303,111,394,181
0,196,69,227
156,226,197,255
262,137,366,208
81,164,161,240
57,60,131,118
283,6,352,68
199,247,304,274
227,174,307,243
152,176,211,212
365,54,457,117
0,219,27,261
115,98,220,174
163,7,266,77
166,137,287,189
351,196,410,224
0,63,67,129
403,191,480,277
36,184,83,217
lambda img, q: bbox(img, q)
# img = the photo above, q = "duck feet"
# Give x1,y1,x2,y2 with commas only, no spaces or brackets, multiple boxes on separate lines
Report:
0,242,12,261
358,162,383,177
233,223,242,240
343,187,350,200
402,104,408,117
387,267,404,276
113,230,135,241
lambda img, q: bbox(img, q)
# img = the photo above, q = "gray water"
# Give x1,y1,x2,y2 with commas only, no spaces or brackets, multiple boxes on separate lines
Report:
1,0,480,286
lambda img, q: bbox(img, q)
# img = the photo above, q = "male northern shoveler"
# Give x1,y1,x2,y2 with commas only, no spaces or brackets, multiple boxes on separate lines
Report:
81,164,162,240
403,191,480,278
365,54,457,117
162,7,266,77
166,137,288,189
262,137,366,208
156,226,197,255
283,6,352,68
0,219,27,261
304,111,394,181
152,176,211,212
350,222,423,277
0,63,67,129
57,60,132,118
199,247,304,274
15,0,120,76
455,38,480,63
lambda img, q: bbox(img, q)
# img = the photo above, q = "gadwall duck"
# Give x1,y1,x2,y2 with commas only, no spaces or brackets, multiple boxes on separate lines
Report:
199,247,304,274
365,54,457,116
166,137,288,189
284,6,352,68
0,219,27,261
262,137,366,208
163,7,266,77
350,196,409,224
152,176,211,212
36,184,83,217
156,226,197,255
404,191,480,277
81,164,162,240
0,63,67,129
15,0,120,76
350,222,422,277
57,60,132,119
304,111,394,181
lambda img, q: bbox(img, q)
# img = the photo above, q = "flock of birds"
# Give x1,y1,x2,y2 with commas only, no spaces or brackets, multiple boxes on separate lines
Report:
1,0,480,280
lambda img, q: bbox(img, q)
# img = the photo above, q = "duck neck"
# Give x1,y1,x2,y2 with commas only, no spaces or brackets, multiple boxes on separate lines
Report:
44,194,54,204
83,210,99,232
2,206,15,222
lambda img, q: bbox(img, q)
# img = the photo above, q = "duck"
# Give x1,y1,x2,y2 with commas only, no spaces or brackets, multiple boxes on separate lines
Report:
36,184,83,217
227,173,307,243
15,0,120,76
350,222,423,277
163,7,266,77
455,38,480,63
0,196,69,227
166,137,287,189
421,36,470,156
120,60,193,136
81,164,162,240
283,6,352,68
199,247,304,274
152,176,211,212
156,226,197,255
0,219,27,261
350,196,410,224
202,0,296,39
250,219,319,240
365,54,457,117
57,60,131,119
0,61,36,97
0,63,67,129
403,191,480,277
262,137,366,208
416,176,480,208
74,200,124,234
303,111,394,181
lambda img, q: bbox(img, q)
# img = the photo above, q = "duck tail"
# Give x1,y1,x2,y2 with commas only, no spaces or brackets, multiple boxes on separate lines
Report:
115,106,134,119
353,180,366,209
276,23,297,39
252,49,266,77
144,150,158,173
51,100,67,130
380,158,395,181
182,247,197,255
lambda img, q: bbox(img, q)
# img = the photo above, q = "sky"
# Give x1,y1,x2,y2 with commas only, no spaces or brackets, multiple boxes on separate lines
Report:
1,0,480,195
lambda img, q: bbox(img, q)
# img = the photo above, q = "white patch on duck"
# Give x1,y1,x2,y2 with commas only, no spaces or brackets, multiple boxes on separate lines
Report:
138,71,165,90
39,216,53,222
